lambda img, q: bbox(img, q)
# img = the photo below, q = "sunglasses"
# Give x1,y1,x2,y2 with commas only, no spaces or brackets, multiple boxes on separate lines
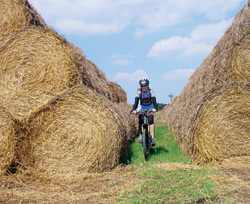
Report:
141,85,148,87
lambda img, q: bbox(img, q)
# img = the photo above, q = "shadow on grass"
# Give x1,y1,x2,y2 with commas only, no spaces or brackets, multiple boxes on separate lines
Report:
120,137,136,165
120,137,168,165
149,146,168,155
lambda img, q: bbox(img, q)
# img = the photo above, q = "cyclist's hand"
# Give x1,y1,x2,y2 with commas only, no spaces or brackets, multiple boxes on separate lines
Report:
152,109,157,113
131,110,137,114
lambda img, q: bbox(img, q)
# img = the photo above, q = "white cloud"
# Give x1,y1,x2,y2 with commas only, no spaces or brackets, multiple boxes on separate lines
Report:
55,19,128,36
162,69,195,81
147,18,233,59
190,19,233,44
111,59,134,66
147,36,212,59
110,53,135,66
29,0,245,37
114,70,148,81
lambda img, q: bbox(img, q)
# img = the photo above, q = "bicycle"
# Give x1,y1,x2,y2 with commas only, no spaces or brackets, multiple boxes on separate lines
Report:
136,110,154,161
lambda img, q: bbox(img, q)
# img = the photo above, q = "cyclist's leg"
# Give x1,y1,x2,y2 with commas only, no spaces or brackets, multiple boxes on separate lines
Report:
148,114,156,145
138,114,143,142
148,114,155,138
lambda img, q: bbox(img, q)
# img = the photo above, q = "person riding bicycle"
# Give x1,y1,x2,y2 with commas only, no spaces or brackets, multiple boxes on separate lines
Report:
131,78,158,146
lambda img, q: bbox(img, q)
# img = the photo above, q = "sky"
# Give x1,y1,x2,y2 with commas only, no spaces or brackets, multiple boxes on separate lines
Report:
28,0,247,104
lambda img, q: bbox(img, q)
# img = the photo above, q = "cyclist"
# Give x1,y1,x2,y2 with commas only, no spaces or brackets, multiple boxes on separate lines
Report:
131,78,158,146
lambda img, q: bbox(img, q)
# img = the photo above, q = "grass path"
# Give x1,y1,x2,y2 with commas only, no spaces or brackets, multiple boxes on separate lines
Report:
116,112,235,204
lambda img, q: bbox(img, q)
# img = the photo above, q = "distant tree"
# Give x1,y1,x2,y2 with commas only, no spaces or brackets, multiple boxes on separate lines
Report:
157,103,168,111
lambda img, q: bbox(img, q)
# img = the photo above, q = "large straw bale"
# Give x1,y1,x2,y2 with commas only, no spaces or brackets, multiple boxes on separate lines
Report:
0,27,82,120
17,85,129,175
0,0,46,46
162,1,250,164
74,55,128,103
192,83,250,163
79,59,111,99
108,82,127,103
0,0,135,177
230,34,250,82
0,107,16,174
117,102,139,137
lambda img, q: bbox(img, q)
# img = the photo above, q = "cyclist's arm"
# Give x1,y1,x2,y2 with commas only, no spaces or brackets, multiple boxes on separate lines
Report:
152,97,158,111
132,90,141,111
132,97,139,110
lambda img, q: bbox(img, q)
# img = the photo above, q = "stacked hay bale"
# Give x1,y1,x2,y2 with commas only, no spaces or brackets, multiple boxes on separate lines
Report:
162,1,250,164
0,107,16,175
0,0,46,46
108,82,127,103
0,27,82,120
17,85,128,175
0,0,134,177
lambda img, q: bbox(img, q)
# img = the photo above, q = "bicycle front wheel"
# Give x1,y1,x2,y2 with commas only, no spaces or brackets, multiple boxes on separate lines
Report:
143,127,149,161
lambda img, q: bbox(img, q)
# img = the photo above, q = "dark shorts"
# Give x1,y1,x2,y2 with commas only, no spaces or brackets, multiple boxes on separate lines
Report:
138,114,154,125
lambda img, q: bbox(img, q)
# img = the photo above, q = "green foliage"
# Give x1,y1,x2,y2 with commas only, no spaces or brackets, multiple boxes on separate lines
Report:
157,103,168,111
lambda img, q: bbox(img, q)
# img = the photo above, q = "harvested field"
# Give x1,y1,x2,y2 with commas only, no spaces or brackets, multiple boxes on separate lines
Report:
212,156,250,203
0,165,137,203
162,1,250,164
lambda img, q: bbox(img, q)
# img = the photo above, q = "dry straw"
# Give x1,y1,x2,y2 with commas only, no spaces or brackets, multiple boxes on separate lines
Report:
0,0,135,179
0,27,82,121
0,107,16,175
16,85,129,176
108,82,127,103
0,0,46,46
81,59,112,100
162,1,250,164
192,83,250,164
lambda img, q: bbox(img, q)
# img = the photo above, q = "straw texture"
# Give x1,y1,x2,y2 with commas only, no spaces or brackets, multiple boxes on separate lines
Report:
0,0,46,46
16,85,128,175
108,82,127,103
0,107,16,175
0,0,135,176
192,83,250,163
0,27,82,121
162,1,250,164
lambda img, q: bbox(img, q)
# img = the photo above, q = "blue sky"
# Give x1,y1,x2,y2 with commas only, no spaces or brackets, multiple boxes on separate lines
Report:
29,0,247,104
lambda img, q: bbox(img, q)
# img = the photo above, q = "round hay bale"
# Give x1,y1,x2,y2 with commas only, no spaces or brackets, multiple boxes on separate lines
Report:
18,85,128,175
192,84,250,164
0,27,82,120
162,1,250,164
108,82,127,103
230,34,250,83
117,102,138,138
80,59,111,99
0,0,46,46
0,107,16,174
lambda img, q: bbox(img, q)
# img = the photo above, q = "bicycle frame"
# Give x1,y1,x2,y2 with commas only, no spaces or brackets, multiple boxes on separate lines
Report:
137,110,153,160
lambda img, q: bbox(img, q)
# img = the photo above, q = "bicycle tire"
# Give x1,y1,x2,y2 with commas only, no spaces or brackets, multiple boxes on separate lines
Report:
143,127,149,160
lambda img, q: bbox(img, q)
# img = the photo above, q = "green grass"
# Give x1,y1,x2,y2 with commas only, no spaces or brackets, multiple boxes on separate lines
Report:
118,118,222,204
118,167,218,204
121,125,190,165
